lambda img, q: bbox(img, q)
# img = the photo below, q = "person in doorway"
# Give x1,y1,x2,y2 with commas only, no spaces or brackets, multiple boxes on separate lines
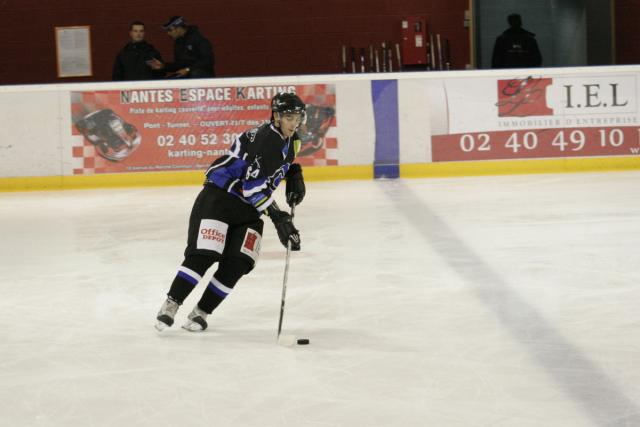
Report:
112,21,163,81
155,92,307,332
491,13,542,68
148,15,215,78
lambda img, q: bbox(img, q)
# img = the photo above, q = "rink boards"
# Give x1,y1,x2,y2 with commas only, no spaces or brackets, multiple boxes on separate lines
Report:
2,66,640,191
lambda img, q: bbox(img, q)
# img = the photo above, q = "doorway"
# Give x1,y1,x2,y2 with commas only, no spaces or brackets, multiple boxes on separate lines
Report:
473,0,613,69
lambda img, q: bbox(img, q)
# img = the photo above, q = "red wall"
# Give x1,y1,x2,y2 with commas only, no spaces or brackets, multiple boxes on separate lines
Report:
614,0,640,64
0,0,470,85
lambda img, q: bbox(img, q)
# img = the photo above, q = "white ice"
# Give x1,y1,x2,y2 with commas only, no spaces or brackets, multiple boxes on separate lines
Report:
1,172,640,427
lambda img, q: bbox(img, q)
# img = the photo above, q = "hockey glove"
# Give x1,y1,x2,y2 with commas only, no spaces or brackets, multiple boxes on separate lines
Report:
266,203,301,251
285,163,305,207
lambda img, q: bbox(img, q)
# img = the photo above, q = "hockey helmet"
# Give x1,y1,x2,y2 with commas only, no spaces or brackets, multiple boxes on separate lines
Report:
271,92,306,124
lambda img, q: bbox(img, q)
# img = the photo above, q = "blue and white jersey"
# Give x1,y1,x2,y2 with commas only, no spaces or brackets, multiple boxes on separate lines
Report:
205,123,301,213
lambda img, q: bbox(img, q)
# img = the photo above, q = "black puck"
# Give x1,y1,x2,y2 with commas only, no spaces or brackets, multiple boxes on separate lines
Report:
297,338,310,345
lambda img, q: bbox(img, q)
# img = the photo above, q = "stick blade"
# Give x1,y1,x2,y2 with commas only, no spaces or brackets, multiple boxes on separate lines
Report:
277,334,296,347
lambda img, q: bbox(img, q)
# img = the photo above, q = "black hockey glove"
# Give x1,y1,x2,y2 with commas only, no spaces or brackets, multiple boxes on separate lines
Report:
266,203,301,251
285,163,305,207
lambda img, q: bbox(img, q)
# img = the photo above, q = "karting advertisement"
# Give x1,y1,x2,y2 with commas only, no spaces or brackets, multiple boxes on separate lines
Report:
70,84,337,174
426,73,640,162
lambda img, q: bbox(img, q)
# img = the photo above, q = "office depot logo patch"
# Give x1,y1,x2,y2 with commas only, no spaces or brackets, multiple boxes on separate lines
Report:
197,219,228,253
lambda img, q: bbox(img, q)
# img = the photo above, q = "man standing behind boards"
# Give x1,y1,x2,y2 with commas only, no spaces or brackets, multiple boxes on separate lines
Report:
148,16,215,78
112,21,163,81
491,13,542,69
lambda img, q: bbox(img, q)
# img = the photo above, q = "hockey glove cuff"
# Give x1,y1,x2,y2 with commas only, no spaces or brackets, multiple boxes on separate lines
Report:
266,203,301,251
285,163,305,207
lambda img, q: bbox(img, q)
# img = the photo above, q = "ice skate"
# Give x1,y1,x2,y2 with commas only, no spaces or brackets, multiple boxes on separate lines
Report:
155,297,179,331
182,305,209,332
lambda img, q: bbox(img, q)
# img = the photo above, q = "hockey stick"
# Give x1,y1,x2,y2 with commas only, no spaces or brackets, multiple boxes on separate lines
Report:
277,205,295,341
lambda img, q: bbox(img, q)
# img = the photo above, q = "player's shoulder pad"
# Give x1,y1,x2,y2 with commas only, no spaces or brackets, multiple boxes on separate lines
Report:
244,125,263,143
254,122,275,139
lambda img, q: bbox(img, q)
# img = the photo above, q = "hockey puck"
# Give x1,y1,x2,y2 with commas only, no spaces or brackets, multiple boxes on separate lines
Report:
297,338,310,345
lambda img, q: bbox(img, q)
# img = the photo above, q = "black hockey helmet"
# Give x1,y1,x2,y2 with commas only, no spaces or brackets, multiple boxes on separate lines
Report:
271,92,306,124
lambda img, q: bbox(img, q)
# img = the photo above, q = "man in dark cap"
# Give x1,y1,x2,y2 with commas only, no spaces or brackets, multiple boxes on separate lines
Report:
491,13,542,69
148,16,215,78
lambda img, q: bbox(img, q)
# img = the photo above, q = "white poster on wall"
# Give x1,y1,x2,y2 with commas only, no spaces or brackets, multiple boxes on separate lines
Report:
55,26,93,78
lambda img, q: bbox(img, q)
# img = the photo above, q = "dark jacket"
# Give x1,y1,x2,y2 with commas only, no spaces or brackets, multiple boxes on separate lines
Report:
166,26,215,78
112,41,163,81
491,27,542,69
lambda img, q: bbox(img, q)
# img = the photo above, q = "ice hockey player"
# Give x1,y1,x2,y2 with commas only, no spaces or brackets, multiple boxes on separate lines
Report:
155,92,307,332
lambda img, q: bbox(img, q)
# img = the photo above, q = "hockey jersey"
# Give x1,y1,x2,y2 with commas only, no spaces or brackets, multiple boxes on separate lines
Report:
205,123,301,213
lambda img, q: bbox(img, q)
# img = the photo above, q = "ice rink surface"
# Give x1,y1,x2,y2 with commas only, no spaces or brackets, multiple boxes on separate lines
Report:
1,171,640,427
